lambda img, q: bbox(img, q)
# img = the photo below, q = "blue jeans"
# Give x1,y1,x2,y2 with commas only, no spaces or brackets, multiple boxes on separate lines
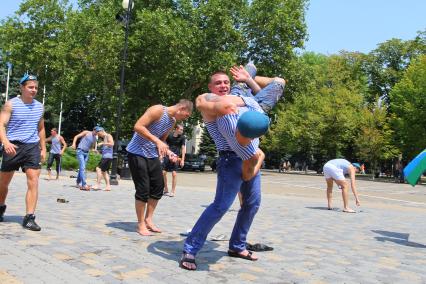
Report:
183,152,261,255
76,149,89,186
231,81,285,113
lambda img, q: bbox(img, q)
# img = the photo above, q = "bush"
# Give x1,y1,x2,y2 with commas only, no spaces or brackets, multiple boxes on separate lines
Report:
43,148,102,172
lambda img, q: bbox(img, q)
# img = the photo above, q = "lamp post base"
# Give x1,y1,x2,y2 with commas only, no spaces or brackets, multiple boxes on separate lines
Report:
110,179,119,186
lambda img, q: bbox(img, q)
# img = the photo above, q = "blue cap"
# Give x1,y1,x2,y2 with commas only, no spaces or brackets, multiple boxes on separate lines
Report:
352,163,361,169
94,126,104,132
19,73,38,85
236,111,269,138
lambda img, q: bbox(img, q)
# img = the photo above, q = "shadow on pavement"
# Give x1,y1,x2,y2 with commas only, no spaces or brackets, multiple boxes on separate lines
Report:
372,230,426,248
147,240,223,271
3,215,22,224
106,221,137,232
305,206,337,211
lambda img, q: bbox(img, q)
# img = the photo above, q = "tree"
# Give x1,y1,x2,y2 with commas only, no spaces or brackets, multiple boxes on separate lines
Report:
198,125,216,159
390,55,426,159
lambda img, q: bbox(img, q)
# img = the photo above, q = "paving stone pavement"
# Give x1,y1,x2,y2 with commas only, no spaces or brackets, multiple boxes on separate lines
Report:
0,170,425,283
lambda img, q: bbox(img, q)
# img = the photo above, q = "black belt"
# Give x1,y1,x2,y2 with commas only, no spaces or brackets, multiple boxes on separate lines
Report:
219,150,236,156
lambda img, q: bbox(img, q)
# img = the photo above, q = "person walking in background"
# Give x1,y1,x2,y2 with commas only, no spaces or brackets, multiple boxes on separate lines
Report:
163,124,186,197
126,100,192,236
323,158,361,213
93,129,114,191
0,74,46,231
72,126,104,191
46,128,67,180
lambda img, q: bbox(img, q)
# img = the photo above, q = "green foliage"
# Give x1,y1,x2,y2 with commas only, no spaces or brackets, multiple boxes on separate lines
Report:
198,124,217,158
390,55,426,159
53,148,101,171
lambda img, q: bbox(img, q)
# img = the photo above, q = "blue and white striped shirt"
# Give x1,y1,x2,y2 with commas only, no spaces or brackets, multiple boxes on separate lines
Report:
78,132,96,152
50,136,62,154
126,106,175,158
6,97,43,143
204,121,231,151
102,144,113,159
216,107,259,160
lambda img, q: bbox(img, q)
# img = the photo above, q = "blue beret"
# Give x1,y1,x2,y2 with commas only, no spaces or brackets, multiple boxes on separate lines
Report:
94,126,104,132
19,74,38,85
236,111,269,138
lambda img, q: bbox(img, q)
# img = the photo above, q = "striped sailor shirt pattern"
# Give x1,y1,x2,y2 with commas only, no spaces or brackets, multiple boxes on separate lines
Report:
126,106,175,158
7,97,43,143
102,144,113,159
50,136,62,154
204,121,231,151
78,133,96,152
216,109,259,160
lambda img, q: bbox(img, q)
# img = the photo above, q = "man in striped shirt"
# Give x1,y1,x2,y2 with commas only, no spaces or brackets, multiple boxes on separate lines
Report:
126,100,193,236
0,74,46,231
46,128,67,180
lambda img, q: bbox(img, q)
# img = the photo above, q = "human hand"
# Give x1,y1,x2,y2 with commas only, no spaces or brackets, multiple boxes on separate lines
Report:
230,65,251,82
355,198,360,206
71,143,76,150
180,159,184,168
40,149,46,163
156,140,169,157
3,141,18,156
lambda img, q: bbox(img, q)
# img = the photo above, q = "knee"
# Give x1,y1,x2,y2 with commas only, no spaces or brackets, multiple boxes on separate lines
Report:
172,172,177,178
273,77,286,86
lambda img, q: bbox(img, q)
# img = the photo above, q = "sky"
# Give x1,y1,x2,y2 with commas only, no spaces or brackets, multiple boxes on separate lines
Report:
1,0,425,55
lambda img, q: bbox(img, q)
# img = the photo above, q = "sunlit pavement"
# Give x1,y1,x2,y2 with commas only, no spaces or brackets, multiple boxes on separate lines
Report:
1,169,425,283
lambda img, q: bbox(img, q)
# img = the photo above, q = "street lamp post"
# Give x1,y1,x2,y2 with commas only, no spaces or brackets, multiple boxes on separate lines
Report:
5,62,12,102
110,0,134,185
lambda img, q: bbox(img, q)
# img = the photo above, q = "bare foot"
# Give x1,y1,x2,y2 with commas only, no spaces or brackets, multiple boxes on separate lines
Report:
145,221,162,233
137,223,152,236
228,249,258,261
343,208,356,213
104,187,111,191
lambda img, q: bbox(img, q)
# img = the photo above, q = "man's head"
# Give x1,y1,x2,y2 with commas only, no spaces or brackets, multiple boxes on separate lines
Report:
19,74,38,99
208,71,230,96
51,128,58,136
174,99,193,121
174,124,184,135
93,126,106,138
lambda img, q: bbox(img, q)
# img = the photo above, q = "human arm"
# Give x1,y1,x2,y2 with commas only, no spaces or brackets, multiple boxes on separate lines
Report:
38,117,47,163
71,131,90,149
0,101,18,156
134,105,169,157
180,138,186,168
230,65,261,94
196,93,245,119
349,166,360,206
241,149,265,181
59,136,67,155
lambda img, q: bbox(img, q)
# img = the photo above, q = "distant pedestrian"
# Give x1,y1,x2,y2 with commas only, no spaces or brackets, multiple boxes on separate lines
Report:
0,74,46,231
93,129,113,191
163,124,186,197
46,128,67,180
72,126,104,191
323,159,361,213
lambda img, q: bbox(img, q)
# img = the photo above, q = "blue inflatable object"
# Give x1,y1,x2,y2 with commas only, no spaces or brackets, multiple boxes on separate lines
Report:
237,111,270,138
403,149,426,186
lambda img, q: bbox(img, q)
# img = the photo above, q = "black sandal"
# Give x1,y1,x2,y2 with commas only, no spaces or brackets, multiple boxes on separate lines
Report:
179,253,197,270
227,250,258,261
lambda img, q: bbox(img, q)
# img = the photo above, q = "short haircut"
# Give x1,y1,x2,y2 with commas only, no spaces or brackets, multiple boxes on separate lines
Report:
177,99,194,113
51,128,58,132
176,124,184,130
209,70,228,82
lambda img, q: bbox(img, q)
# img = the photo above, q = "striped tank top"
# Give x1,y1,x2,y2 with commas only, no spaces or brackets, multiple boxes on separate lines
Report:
6,97,44,143
50,136,62,154
216,106,259,160
102,138,113,159
78,132,96,152
204,121,231,151
126,106,175,158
